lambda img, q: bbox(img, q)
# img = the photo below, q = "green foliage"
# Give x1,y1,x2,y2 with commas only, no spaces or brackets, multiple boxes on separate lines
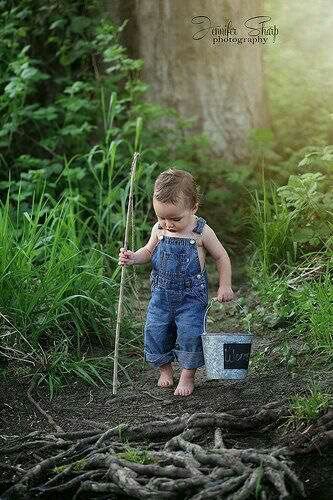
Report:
249,164,332,275
250,350,271,374
247,128,277,167
248,147,333,357
249,259,333,355
117,447,155,465
249,186,295,274
289,387,332,424
0,191,120,346
0,1,155,225
0,190,143,392
36,348,114,399
0,0,223,250
277,172,332,248
278,172,325,211
290,274,333,351
53,459,87,474
1,2,100,171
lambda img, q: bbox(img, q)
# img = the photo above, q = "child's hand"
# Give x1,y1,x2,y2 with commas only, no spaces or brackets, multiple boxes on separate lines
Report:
118,248,136,266
216,285,234,302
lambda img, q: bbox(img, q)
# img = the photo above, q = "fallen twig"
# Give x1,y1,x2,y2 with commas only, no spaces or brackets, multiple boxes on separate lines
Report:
27,378,63,433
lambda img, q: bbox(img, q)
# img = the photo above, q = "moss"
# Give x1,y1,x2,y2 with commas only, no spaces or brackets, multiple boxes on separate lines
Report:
117,447,155,465
52,458,87,474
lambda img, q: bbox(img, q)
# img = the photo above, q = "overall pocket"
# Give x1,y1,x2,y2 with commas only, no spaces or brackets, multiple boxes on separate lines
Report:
160,251,188,274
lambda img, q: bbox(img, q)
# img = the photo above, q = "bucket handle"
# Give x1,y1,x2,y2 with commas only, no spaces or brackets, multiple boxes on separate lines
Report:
203,297,250,335
203,297,218,335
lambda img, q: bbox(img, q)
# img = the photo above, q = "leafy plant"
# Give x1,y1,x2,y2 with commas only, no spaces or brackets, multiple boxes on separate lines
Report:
0,2,158,228
249,163,332,273
277,172,332,248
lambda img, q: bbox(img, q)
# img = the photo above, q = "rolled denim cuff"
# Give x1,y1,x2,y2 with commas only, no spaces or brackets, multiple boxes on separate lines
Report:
174,349,205,369
144,350,175,367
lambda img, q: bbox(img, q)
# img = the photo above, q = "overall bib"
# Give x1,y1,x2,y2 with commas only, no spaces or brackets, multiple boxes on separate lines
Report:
144,216,208,369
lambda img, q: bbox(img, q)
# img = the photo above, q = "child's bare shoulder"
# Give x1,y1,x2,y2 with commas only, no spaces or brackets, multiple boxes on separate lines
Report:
144,222,159,254
201,223,217,243
201,223,225,259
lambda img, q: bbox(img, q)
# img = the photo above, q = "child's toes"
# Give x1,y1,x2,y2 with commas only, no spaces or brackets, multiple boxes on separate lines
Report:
174,383,193,396
158,376,173,387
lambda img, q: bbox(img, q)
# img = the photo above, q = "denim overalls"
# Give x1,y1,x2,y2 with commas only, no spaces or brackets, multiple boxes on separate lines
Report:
144,216,208,369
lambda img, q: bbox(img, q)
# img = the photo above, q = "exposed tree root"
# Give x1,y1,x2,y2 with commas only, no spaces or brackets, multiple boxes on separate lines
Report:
1,404,332,499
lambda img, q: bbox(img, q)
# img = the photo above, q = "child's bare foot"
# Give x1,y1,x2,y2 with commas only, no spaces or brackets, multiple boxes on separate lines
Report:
158,363,173,387
174,368,196,396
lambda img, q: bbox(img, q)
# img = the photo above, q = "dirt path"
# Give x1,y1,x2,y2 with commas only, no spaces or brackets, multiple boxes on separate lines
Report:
0,264,332,498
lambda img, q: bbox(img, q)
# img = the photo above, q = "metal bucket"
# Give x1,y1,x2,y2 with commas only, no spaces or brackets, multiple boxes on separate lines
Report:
201,298,253,380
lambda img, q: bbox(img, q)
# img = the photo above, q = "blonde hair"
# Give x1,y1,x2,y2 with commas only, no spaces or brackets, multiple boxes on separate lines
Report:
153,169,201,210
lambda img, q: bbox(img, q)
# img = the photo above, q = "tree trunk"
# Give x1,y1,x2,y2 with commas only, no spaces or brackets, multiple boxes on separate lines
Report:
108,0,270,161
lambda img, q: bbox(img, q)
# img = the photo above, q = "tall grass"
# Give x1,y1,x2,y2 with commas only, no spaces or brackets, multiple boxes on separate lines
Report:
0,186,145,392
0,191,118,347
249,185,296,275
291,273,333,352
248,170,332,356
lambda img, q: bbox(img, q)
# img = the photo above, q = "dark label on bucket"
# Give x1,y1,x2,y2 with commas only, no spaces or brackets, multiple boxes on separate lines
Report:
224,343,251,370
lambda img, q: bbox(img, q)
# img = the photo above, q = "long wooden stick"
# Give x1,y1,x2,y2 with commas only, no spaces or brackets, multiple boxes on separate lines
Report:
113,152,139,395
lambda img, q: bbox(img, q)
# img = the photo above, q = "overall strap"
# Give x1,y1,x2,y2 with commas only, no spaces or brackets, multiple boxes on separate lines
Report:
193,216,206,235
156,222,165,240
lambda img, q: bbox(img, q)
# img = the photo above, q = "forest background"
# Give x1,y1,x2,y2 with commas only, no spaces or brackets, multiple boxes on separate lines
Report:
0,0,332,402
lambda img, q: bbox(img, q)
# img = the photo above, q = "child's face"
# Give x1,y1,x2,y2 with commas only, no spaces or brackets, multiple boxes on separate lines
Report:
153,199,198,233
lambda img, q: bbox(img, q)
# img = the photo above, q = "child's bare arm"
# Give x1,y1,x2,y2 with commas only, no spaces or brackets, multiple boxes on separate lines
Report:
119,223,159,266
202,225,234,301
